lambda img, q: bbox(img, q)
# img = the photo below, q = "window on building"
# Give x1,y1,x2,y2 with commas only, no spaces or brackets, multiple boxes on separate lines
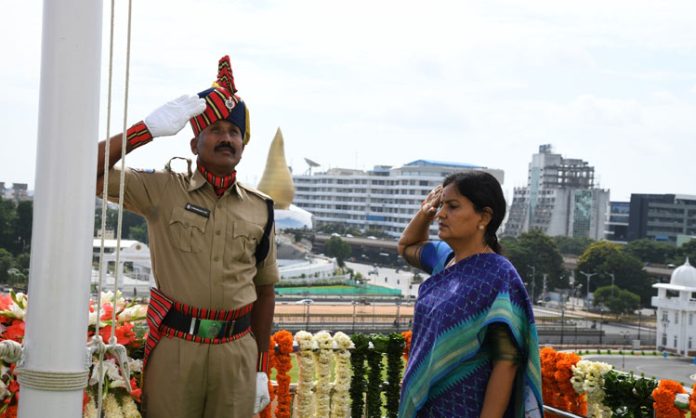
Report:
674,336,678,348
690,313,694,326
662,333,667,346
689,337,693,349
675,313,679,324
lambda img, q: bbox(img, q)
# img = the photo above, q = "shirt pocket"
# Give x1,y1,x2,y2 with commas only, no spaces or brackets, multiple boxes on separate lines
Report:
228,220,264,263
168,206,208,253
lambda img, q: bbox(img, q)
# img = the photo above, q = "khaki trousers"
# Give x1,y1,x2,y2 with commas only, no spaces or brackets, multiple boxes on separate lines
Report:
143,333,257,418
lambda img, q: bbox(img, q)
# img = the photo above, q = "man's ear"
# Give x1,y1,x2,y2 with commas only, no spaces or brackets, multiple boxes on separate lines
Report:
190,137,198,155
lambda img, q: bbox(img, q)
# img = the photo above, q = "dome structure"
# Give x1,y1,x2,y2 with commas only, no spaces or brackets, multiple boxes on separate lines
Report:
257,127,295,209
669,258,696,288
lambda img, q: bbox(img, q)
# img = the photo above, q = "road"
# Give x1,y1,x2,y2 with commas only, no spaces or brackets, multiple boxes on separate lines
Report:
585,355,696,386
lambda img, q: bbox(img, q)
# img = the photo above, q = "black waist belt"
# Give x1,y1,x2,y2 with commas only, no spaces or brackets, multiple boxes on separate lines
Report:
162,310,251,340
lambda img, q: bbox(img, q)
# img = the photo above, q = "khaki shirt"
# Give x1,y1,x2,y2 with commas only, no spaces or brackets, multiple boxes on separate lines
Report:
107,164,279,310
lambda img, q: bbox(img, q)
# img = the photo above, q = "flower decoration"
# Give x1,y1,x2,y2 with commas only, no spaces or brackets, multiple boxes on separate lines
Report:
652,379,686,418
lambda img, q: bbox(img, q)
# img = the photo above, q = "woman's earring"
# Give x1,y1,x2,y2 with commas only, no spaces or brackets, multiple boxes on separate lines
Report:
478,225,484,230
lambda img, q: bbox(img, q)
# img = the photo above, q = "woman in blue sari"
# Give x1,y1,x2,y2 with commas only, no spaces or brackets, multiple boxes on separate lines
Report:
398,172,543,418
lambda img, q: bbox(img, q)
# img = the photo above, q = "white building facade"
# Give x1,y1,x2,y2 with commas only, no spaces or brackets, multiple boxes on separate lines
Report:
505,145,609,239
651,258,696,356
292,160,505,238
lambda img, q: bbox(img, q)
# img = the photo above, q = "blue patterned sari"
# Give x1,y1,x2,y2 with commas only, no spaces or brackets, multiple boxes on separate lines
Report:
399,247,543,418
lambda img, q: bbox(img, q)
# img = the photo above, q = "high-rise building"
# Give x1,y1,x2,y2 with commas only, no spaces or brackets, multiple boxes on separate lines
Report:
504,145,609,239
292,160,505,238
606,201,630,243
627,194,696,245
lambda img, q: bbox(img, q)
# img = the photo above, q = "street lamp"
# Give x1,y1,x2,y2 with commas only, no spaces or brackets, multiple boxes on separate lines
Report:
579,271,598,309
607,273,615,297
526,265,536,303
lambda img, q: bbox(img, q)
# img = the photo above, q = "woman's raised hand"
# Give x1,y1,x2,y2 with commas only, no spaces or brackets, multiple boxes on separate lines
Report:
420,185,442,219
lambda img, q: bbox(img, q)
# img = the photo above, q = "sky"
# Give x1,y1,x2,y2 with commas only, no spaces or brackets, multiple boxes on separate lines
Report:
2,0,696,202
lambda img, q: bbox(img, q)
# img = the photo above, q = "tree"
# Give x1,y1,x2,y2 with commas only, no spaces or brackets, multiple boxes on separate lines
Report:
553,235,594,256
0,199,17,251
593,285,640,317
624,239,676,265
325,236,352,266
675,239,696,265
14,200,33,254
503,230,565,295
577,241,652,306
0,248,13,283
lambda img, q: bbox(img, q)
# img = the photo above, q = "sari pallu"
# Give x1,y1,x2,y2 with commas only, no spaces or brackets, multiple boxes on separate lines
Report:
399,253,543,418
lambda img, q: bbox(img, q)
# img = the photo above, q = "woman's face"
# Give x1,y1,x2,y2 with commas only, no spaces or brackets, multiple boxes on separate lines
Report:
436,183,485,244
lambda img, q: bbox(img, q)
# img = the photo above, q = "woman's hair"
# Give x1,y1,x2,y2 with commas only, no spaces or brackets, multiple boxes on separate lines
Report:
442,171,506,254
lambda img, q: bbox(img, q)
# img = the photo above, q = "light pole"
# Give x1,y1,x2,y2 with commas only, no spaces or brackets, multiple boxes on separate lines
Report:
352,300,358,333
527,265,536,303
579,271,598,309
395,297,402,331
608,273,615,297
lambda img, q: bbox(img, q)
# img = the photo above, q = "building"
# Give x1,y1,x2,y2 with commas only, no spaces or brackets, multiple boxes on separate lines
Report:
651,258,696,356
606,201,629,243
0,182,30,201
504,145,609,240
627,194,696,245
292,160,505,238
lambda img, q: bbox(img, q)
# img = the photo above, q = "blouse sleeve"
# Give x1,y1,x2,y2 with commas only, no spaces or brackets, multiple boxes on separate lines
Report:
485,323,521,364
419,240,453,275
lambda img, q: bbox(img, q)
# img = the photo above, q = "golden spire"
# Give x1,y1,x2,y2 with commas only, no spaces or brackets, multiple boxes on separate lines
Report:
257,127,295,209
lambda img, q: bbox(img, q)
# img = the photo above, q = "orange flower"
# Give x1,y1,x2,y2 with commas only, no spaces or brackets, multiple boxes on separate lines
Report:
272,330,294,418
401,330,412,361
2,320,24,342
259,335,275,418
652,379,686,418
689,383,696,415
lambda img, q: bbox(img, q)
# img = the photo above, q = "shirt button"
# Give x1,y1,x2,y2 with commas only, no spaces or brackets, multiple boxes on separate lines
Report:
213,256,220,262
216,230,221,236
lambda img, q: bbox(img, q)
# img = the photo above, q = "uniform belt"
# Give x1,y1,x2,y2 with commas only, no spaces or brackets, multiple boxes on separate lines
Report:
162,310,251,340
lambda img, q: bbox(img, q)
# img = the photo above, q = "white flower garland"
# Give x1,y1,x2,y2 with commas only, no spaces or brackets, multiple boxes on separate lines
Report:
313,331,333,417
103,393,125,418
294,330,316,418
571,359,613,418
330,332,354,418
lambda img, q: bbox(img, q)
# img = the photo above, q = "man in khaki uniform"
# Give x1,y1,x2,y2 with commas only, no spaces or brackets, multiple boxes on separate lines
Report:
95,55,276,418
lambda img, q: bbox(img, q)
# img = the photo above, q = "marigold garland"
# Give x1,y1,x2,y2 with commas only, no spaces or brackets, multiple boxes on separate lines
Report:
554,351,586,416
259,335,275,418
294,330,316,417
313,331,333,417
652,379,686,418
689,383,696,415
401,330,412,362
330,332,353,418
272,330,293,418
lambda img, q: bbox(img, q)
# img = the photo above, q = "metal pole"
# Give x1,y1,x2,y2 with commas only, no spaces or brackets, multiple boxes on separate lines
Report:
19,0,102,415
610,273,615,298
579,271,598,309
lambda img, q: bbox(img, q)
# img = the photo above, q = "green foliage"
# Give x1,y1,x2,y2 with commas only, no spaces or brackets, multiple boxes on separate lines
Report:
577,241,653,306
593,285,641,316
503,230,565,294
93,200,148,243
384,334,405,418
0,248,13,283
553,235,594,256
350,334,369,418
602,371,656,418
676,239,696,265
624,239,677,265
325,236,352,267
366,335,385,418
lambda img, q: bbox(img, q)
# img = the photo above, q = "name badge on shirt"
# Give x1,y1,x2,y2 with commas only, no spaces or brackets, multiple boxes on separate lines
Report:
185,203,210,218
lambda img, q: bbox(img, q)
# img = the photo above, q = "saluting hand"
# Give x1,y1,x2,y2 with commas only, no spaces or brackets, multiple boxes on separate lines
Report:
144,94,207,138
420,185,442,220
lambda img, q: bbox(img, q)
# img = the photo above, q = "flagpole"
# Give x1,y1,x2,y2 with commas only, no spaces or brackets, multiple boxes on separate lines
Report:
18,0,103,415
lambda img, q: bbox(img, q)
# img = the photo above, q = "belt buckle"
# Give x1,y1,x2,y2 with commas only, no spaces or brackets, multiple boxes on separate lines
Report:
197,319,223,339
